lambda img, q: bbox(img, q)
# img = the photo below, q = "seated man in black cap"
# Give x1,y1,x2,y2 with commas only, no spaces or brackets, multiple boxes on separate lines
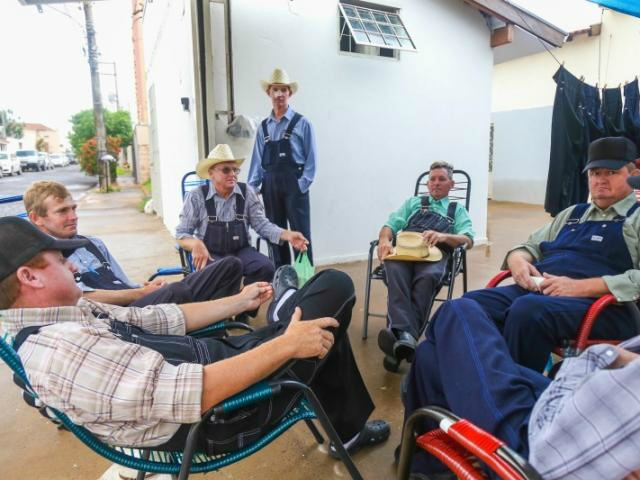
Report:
461,136,640,372
0,217,389,459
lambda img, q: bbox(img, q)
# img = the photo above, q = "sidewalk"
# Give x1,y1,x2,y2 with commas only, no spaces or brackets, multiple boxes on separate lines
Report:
0,176,551,479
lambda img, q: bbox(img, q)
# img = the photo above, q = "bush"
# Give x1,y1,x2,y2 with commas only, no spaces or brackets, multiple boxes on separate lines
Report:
79,136,121,180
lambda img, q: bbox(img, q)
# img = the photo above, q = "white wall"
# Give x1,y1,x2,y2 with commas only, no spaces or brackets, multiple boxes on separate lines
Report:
491,106,552,204
492,10,640,112
144,0,493,265
143,0,200,225
229,0,491,264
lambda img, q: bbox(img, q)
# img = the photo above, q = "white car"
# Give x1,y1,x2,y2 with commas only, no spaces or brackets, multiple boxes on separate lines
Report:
50,153,69,167
0,152,21,176
38,152,54,170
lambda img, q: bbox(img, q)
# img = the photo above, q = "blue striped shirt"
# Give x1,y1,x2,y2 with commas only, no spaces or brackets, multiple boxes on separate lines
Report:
248,107,317,193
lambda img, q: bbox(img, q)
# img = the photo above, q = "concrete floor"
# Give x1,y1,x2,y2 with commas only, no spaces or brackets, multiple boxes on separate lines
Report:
0,185,550,479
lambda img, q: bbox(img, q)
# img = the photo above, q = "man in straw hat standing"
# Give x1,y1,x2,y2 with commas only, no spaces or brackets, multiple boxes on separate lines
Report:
248,68,317,268
0,216,389,461
376,161,474,371
177,144,308,309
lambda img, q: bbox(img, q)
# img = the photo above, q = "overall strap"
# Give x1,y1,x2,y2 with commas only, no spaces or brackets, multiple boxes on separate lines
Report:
446,201,458,220
13,325,47,352
235,183,247,221
420,195,431,212
283,113,303,140
76,235,111,268
261,118,270,143
201,183,217,220
565,203,590,225
626,202,640,218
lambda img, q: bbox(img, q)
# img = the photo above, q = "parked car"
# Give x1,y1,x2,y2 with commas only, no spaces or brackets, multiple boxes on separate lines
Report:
16,149,44,171
39,152,54,170
0,152,21,176
50,153,69,167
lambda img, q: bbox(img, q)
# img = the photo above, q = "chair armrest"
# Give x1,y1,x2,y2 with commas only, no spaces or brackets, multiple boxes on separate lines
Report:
486,270,512,288
575,294,620,352
148,267,189,282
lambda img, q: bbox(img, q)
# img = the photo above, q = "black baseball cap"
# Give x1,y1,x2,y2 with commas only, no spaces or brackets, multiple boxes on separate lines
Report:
0,217,89,282
583,136,638,172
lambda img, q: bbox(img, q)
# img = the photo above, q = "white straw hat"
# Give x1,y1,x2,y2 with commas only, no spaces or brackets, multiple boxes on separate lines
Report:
195,144,244,179
260,68,298,95
385,232,443,263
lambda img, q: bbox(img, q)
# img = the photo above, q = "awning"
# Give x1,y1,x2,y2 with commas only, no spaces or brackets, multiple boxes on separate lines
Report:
587,0,640,19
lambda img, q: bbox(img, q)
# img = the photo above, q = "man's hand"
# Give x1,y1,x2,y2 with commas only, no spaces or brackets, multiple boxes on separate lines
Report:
507,252,542,291
238,282,273,311
610,347,640,369
191,239,213,271
140,278,166,295
282,230,309,252
539,274,609,298
282,307,339,359
422,230,446,247
377,239,393,262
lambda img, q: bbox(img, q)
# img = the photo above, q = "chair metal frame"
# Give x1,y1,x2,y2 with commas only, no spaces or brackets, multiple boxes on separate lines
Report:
0,331,364,480
486,270,640,357
0,195,27,218
362,170,471,340
397,406,542,480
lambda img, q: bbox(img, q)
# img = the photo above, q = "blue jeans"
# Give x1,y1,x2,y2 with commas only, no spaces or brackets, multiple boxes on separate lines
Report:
464,285,636,372
403,298,550,475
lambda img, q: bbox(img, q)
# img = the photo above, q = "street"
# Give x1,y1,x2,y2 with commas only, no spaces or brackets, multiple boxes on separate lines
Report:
0,164,97,216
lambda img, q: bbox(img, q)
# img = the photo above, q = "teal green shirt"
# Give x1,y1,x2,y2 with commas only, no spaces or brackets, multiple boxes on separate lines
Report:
384,196,475,240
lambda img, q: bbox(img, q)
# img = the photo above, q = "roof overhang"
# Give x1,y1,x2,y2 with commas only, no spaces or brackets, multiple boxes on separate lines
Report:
462,0,567,47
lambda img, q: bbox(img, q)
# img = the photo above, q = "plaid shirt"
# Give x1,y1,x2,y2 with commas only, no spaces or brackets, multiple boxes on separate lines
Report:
0,298,203,447
529,336,640,479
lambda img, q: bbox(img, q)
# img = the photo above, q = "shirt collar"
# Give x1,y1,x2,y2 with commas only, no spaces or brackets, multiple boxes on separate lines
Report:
206,181,244,200
268,106,295,124
0,298,95,337
590,192,637,216
428,195,450,206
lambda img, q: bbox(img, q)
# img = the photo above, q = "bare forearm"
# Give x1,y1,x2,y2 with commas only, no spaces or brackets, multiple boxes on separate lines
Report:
177,237,199,252
179,294,249,332
506,249,535,269
201,335,294,412
577,277,610,297
379,226,393,243
83,288,143,306
441,233,473,249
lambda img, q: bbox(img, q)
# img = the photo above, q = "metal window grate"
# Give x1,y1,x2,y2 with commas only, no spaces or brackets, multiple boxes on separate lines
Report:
339,3,416,52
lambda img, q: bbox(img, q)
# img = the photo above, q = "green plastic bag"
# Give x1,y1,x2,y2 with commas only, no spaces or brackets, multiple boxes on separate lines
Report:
294,252,315,286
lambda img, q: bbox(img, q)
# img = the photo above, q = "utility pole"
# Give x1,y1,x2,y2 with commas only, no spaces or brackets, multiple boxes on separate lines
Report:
83,0,110,192
99,61,120,111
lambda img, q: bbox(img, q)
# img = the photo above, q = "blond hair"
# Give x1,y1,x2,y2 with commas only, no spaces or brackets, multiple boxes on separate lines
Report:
23,181,72,217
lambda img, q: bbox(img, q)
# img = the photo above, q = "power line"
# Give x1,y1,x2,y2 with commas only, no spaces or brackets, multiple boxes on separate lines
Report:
511,4,563,67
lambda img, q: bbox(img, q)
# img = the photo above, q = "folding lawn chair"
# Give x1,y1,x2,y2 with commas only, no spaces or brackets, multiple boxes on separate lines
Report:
0,330,364,480
397,407,542,480
362,170,471,371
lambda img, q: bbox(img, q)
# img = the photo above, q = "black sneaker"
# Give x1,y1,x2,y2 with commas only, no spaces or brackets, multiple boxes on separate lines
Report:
328,419,390,459
267,265,299,324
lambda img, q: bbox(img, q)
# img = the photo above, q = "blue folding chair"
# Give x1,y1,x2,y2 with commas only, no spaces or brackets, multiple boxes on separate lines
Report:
0,329,364,480
0,195,27,218
149,171,274,281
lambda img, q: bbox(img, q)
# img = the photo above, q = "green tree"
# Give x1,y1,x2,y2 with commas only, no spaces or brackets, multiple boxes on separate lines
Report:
0,109,24,139
68,109,133,160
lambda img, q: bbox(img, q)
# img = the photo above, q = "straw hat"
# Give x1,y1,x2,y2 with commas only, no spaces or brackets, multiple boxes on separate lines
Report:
385,232,443,262
260,68,298,95
196,144,245,179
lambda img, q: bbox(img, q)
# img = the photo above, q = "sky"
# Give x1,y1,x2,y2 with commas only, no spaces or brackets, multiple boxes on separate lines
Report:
0,0,135,147
0,0,605,149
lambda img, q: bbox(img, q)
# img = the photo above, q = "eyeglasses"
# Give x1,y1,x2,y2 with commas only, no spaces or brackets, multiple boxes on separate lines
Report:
215,166,241,175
